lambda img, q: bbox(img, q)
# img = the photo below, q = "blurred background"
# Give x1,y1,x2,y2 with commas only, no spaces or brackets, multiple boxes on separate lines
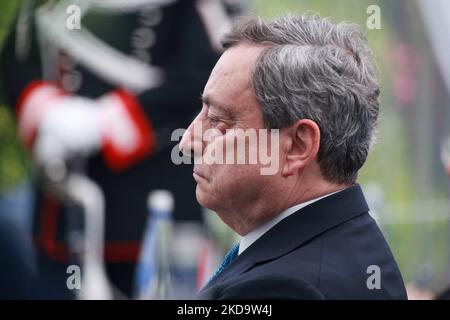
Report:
1,0,450,299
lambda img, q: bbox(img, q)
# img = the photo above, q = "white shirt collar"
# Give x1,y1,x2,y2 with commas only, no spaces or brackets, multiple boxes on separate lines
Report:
238,190,342,255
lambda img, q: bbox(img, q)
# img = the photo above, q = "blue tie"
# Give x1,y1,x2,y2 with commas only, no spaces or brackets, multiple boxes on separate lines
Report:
207,244,240,284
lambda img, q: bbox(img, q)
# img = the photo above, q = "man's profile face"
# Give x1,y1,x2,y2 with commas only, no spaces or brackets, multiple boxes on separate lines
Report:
180,44,281,228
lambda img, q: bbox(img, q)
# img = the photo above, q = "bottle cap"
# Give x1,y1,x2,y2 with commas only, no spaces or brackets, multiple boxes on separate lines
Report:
147,190,174,214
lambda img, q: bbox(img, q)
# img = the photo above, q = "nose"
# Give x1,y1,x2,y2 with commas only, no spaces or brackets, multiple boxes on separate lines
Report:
179,125,194,158
180,118,203,158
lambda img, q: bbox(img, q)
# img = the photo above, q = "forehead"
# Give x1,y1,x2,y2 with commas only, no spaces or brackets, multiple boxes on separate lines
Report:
203,44,266,114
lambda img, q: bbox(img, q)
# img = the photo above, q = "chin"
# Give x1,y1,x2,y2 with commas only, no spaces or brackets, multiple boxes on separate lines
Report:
196,186,218,211
195,187,209,207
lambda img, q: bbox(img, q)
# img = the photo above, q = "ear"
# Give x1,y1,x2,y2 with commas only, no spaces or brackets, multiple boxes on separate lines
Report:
281,119,320,177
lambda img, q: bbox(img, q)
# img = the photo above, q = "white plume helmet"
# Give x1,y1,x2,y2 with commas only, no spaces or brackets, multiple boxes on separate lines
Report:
31,0,179,93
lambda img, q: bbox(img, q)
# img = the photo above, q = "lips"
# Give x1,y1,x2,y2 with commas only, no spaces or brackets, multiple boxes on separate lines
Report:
193,168,208,181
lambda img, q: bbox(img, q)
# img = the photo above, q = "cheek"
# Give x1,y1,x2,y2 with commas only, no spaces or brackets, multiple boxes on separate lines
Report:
210,163,263,199
197,163,269,211
195,165,234,210
199,131,273,199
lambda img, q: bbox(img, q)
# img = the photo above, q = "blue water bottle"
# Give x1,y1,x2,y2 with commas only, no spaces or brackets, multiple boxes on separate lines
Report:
134,190,174,299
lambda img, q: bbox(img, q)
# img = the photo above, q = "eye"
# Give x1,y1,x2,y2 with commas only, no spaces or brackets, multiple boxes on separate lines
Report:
206,113,228,134
208,115,220,126
206,109,222,125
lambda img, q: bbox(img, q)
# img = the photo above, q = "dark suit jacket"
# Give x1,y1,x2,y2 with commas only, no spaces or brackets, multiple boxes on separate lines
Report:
198,184,407,300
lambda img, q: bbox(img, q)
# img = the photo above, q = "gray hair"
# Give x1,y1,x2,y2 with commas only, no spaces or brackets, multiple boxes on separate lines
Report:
222,14,380,185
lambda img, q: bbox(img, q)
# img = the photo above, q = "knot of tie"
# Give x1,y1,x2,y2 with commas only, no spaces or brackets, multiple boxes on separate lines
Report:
207,243,240,285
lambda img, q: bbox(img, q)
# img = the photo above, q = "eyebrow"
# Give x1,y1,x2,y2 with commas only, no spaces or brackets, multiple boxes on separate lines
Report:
200,94,235,119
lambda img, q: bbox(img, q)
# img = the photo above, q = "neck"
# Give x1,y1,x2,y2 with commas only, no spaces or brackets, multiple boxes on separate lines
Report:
216,195,277,236
281,171,350,217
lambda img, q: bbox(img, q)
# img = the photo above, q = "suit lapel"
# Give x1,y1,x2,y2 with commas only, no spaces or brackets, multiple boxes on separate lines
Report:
202,184,369,290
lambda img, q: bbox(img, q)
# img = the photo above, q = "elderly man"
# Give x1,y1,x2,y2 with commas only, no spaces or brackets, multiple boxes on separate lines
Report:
180,14,407,299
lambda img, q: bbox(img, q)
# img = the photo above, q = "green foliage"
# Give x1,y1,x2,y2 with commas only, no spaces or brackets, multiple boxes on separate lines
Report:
0,0,29,191
0,0,21,51
0,106,29,191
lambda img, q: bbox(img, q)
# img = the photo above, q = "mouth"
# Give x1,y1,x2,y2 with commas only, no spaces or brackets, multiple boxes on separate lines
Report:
193,169,208,182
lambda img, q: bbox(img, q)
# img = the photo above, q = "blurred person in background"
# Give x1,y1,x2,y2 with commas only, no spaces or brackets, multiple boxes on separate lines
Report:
0,0,240,298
